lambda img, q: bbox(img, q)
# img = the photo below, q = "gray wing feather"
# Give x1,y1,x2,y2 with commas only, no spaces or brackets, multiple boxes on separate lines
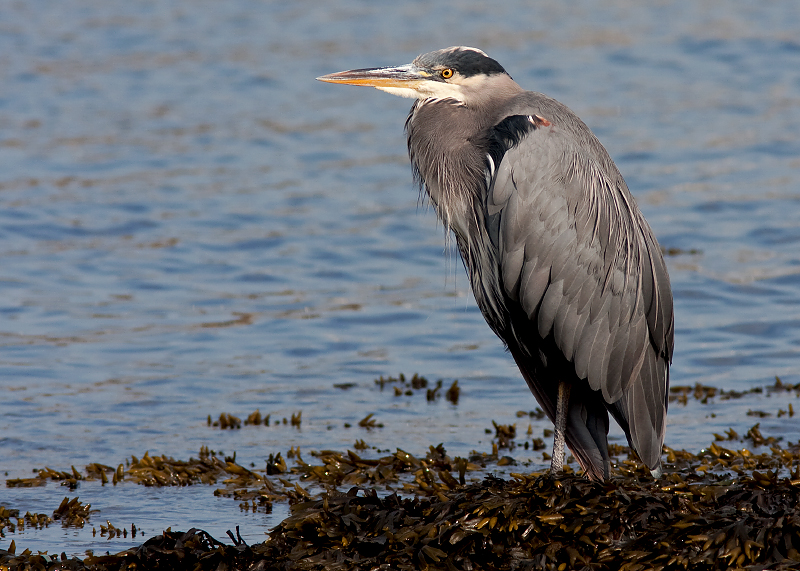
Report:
562,304,590,362
573,315,603,380
501,247,525,301
519,261,550,320
537,279,562,338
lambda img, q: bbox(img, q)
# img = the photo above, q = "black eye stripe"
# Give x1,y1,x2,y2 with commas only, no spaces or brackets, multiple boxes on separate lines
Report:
414,48,507,78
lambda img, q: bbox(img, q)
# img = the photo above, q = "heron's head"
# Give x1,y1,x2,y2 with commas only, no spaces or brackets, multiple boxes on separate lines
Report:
317,47,522,105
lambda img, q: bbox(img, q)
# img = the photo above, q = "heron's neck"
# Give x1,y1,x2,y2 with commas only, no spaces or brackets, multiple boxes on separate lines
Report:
406,99,494,241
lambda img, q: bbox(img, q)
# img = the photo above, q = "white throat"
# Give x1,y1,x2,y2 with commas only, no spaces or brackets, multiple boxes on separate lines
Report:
378,81,469,103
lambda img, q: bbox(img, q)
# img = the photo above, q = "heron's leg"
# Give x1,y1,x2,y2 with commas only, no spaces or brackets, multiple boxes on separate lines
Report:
550,380,570,475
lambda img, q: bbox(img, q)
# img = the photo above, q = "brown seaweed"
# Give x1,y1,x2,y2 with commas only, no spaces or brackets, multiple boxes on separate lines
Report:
5,375,800,569
4,456,800,570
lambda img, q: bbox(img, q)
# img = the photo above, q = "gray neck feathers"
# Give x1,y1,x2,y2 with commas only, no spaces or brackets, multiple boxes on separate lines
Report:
405,97,508,334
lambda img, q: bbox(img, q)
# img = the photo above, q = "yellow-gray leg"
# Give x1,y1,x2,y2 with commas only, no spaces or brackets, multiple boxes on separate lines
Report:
550,381,570,475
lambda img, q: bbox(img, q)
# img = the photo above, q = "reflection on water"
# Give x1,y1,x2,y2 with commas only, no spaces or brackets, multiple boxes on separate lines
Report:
2,0,800,557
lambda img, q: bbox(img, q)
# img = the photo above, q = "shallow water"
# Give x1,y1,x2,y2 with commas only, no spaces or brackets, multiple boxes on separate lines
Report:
2,0,800,557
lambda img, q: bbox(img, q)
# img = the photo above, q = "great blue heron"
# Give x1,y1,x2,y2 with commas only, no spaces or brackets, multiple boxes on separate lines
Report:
318,47,674,480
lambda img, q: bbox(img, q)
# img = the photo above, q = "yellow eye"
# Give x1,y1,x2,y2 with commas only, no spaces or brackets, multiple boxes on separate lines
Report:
441,68,454,79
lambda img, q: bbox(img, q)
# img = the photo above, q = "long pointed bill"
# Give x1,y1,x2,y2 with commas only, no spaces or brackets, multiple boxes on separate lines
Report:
316,64,428,90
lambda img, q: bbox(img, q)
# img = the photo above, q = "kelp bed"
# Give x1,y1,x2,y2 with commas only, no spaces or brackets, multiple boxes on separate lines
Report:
4,443,800,570
3,379,800,570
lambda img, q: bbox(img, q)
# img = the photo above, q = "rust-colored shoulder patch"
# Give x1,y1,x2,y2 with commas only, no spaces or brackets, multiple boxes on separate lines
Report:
528,114,552,127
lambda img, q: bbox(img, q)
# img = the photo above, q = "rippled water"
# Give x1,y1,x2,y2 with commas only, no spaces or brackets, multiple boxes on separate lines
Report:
2,0,800,556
